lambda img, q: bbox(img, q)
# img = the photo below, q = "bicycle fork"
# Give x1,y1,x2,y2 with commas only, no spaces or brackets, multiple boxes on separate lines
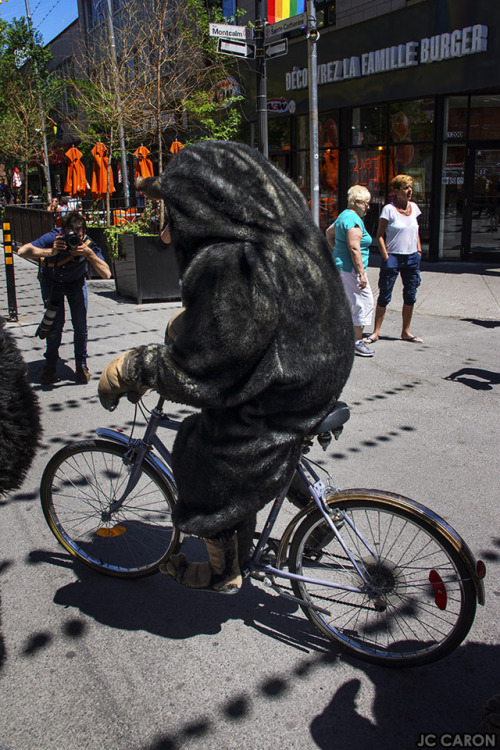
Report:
100,441,150,522
100,406,165,523
298,462,380,586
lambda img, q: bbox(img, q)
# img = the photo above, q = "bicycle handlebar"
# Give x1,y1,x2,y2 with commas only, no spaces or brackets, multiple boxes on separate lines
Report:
108,391,142,412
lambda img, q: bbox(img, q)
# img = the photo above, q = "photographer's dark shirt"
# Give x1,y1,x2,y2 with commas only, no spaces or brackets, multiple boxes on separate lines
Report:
32,229,104,283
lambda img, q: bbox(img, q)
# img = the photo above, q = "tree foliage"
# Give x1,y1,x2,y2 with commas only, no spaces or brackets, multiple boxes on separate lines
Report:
0,17,54,201
63,0,244,167
59,0,245,222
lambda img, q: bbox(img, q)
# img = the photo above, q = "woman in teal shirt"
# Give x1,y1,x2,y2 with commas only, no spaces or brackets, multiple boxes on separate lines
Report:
326,185,374,357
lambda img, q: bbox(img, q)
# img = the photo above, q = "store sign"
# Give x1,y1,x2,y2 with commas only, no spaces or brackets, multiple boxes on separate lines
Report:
209,77,242,110
285,23,488,90
267,97,296,114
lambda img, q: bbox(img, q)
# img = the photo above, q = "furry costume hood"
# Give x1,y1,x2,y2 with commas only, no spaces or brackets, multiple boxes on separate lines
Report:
161,140,311,275
130,141,354,536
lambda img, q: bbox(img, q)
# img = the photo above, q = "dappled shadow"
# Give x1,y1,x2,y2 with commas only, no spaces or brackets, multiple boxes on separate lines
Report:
136,640,500,750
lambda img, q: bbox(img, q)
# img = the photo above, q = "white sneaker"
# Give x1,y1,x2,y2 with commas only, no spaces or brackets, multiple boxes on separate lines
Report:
355,339,375,357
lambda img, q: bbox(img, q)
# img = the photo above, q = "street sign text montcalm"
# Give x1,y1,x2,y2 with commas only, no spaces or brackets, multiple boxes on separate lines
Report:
209,23,254,40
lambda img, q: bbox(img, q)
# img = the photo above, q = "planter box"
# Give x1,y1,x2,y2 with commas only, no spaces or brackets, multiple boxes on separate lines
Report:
86,227,114,278
113,234,181,304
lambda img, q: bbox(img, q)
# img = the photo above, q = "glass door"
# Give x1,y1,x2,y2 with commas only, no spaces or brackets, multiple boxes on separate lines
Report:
463,147,500,260
439,144,466,259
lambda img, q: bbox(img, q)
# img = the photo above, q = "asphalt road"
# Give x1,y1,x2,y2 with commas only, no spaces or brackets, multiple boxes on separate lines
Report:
0,255,499,750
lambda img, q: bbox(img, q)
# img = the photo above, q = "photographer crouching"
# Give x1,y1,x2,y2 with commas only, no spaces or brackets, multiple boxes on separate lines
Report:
18,211,111,385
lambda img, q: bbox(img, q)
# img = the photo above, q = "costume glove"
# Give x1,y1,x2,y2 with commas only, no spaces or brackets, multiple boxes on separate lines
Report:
98,350,148,410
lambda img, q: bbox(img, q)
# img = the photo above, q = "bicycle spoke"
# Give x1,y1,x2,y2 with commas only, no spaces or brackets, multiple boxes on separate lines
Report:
41,441,179,577
289,495,477,666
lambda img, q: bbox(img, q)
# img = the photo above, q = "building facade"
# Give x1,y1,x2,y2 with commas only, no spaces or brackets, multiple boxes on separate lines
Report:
240,0,500,261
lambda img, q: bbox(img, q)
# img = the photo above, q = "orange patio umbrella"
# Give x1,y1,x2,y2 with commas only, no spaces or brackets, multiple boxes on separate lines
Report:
170,140,184,155
134,146,154,179
64,146,88,198
91,142,115,200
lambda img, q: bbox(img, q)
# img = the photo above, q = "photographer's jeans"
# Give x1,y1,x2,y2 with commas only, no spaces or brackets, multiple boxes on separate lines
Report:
40,277,88,369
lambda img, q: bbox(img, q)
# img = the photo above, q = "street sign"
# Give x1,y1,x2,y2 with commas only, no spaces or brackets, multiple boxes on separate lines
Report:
217,38,256,59
265,38,288,59
209,23,254,40
265,11,307,39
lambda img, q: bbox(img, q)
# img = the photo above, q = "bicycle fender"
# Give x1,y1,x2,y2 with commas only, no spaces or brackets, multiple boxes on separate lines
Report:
95,428,177,490
279,489,485,606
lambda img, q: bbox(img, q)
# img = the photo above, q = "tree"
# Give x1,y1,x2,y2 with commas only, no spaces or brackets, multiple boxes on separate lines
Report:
59,0,244,223
0,17,54,203
133,0,244,177
60,5,145,220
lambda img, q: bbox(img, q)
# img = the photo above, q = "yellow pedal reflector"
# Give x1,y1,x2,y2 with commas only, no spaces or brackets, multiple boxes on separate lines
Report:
96,525,126,537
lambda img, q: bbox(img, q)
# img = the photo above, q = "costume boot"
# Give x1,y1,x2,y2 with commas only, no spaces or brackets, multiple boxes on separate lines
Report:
160,532,242,594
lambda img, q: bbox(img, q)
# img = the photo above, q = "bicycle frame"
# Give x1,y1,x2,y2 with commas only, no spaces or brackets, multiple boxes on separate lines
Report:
96,397,384,605
248,462,379,598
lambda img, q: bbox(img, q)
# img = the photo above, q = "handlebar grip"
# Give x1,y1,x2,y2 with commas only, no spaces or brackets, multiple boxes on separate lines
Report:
107,391,141,412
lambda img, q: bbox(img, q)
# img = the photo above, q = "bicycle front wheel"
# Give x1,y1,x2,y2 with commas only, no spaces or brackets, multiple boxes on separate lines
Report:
288,492,477,666
40,440,181,577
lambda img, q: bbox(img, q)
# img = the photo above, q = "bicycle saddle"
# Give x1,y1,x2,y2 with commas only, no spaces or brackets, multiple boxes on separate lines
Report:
311,401,350,434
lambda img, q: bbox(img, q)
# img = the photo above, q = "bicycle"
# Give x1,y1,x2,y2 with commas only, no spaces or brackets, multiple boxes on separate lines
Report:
40,394,486,667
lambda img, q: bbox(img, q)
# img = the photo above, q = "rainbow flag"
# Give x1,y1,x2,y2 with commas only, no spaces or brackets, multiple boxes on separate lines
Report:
268,0,306,25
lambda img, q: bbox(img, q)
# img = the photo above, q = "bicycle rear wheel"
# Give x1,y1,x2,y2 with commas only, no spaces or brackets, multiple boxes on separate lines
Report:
288,492,477,666
40,440,181,577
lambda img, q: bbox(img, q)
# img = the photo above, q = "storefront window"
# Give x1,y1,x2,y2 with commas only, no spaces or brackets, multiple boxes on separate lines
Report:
401,143,433,255
351,105,387,146
318,113,340,228
389,100,434,143
348,147,386,237
294,113,340,229
348,142,432,252
268,118,290,152
469,95,500,140
445,96,468,141
319,114,339,148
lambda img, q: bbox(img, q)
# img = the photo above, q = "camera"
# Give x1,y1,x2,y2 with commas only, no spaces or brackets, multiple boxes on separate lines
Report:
35,301,59,339
63,230,80,249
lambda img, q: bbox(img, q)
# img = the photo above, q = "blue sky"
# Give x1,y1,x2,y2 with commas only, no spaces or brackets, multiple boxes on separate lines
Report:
0,0,79,45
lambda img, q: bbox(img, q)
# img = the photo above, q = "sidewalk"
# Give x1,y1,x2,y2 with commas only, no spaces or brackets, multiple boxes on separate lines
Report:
2,253,500,329
366,257,500,322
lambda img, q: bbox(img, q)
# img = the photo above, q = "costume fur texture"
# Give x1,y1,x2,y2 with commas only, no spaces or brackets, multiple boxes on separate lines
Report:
0,317,42,494
129,141,354,536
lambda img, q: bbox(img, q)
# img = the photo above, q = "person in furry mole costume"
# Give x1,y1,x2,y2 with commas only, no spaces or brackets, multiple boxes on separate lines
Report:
0,317,42,495
98,141,354,592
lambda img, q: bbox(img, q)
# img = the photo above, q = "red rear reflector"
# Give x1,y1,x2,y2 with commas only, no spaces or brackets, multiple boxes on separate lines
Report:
475,560,486,579
429,570,447,610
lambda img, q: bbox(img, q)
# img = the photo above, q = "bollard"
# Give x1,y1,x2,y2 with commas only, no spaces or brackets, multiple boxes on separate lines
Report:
2,221,18,321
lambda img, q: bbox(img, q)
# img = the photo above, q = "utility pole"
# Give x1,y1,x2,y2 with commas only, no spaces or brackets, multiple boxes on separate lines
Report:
105,0,130,207
24,0,52,203
255,0,268,158
307,0,319,226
